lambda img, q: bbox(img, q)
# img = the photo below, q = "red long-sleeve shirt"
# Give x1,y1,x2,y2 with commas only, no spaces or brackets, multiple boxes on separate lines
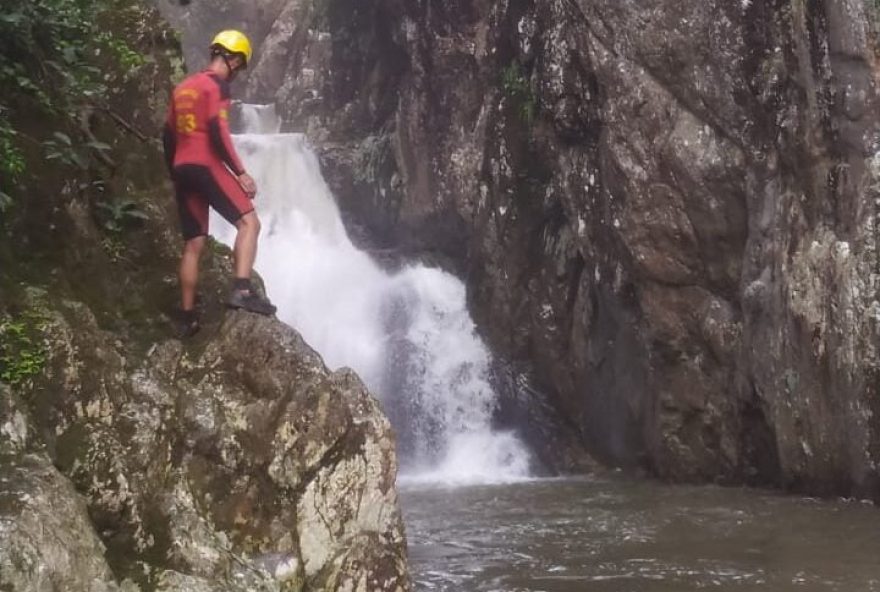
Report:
162,71,246,176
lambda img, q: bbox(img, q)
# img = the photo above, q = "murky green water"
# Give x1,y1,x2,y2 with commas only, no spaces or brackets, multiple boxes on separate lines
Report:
401,476,880,591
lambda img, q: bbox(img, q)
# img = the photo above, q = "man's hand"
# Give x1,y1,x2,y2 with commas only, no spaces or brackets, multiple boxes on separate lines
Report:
238,173,257,199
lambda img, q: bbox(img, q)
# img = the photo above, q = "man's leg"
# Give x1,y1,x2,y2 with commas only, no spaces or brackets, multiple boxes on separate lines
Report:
227,211,276,315
198,165,276,316
179,235,207,312
233,211,260,280
173,167,210,336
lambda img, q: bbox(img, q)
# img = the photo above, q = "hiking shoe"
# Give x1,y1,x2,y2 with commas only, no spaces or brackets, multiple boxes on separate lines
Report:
227,289,277,316
177,310,201,338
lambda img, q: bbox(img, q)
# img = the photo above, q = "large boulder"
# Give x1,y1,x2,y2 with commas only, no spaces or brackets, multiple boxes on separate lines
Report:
0,452,128,592
0,388,125,592
1,296,409,591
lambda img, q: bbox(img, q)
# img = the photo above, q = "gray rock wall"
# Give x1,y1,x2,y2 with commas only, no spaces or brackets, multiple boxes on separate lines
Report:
160,0,880,498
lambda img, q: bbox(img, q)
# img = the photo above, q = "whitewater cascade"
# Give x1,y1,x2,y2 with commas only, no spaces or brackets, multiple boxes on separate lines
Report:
210,105,530,483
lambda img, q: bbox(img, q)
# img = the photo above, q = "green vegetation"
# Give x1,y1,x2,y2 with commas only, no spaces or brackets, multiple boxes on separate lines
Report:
0,0,154,213
0,0,179,348
501,60,537,124
0,124,25,210
0,311,47,388
97,197,150,233
43,132,112,170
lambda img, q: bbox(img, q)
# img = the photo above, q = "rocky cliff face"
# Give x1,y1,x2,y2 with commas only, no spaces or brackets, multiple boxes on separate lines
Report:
0,2,409,590
161,0,880,498
2,310,408,592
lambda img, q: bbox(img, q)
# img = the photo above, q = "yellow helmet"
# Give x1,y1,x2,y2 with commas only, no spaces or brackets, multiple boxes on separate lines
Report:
210,30,253,67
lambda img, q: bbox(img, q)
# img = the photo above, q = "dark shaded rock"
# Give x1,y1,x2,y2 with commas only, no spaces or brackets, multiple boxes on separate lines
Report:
161,0,880,501
490,360,601,474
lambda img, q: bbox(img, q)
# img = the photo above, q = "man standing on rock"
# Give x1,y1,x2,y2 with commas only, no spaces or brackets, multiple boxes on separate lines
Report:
162,29,276,337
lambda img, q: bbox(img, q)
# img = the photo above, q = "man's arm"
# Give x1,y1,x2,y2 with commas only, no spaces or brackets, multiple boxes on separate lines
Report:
205,78,247,176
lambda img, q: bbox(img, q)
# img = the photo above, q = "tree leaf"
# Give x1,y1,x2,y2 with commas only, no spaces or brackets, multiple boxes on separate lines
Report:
0,190,12,212
0,12,25,26
71,151,89,170
52,132,72,145
86,140,112,152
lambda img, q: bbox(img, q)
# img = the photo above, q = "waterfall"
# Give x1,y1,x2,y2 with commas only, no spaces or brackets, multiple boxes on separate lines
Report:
210,105,531,484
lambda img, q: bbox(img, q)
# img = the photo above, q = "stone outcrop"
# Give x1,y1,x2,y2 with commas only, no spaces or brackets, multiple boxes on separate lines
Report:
0,452,126,592
2,303,408,591
2,221,410,592
0,298,407,592
1,387,126,592
162,0,880,499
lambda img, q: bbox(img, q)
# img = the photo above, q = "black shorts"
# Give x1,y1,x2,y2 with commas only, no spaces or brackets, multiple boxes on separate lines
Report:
173,164,253,240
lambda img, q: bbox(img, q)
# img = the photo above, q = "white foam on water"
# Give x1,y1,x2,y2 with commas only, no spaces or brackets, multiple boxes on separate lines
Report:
210,104,531,485
398,431,535,487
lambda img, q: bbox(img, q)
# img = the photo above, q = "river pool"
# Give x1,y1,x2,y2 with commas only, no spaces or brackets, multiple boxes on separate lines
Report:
401,476,880,591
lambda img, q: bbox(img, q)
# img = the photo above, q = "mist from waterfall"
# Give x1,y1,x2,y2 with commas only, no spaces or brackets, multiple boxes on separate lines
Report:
210,104,531,484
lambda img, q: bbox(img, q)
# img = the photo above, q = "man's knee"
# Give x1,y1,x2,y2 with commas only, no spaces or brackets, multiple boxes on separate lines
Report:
237,211,261,234
184,235,207,255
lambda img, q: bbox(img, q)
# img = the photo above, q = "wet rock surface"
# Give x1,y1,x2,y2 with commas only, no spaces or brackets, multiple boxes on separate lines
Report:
161,0,880,497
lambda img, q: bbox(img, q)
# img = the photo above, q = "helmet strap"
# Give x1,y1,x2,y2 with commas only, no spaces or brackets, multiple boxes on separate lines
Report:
211,47,243,80
222,54,238,81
